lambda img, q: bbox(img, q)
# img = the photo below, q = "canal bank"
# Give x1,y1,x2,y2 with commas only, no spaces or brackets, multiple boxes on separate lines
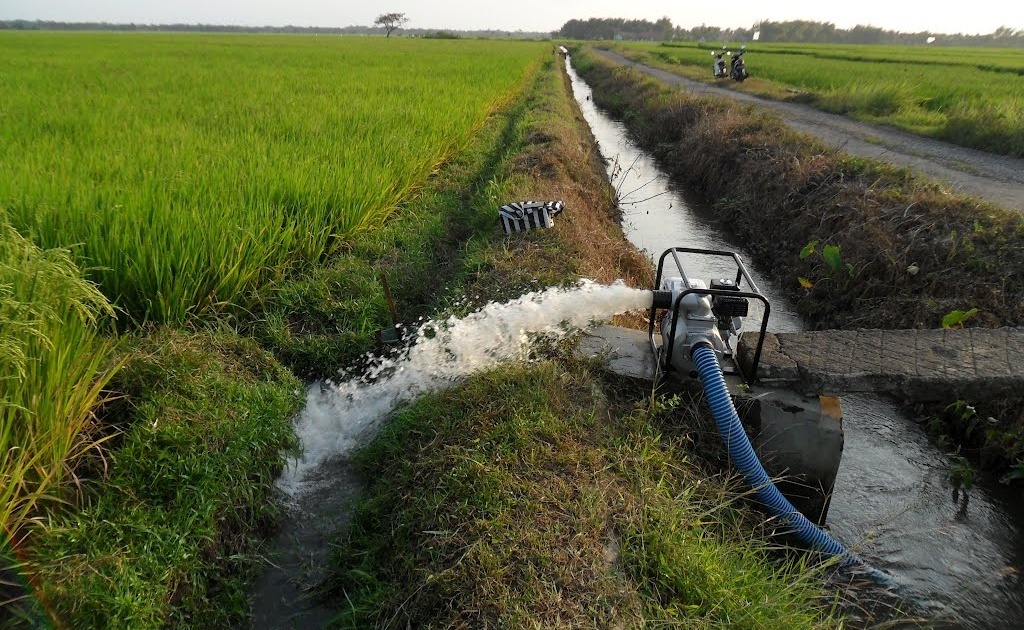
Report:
566,50,1024,628
567,43,1024,477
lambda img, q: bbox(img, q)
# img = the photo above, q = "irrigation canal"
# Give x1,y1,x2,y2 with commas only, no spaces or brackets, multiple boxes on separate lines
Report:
566,56,1024,629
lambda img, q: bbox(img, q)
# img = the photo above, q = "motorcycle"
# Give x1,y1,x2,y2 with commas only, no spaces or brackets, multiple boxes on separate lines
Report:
711,47,728,78
729,45,748,82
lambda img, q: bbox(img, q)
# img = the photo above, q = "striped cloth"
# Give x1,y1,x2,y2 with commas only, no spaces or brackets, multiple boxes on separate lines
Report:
498,200,564,234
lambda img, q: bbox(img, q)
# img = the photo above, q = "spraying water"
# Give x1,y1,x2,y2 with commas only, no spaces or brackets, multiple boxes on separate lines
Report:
253,281,654,628
277,280,654,495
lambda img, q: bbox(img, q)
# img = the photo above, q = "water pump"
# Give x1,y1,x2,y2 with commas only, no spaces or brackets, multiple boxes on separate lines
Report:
646,247,859,565
648,247,770,380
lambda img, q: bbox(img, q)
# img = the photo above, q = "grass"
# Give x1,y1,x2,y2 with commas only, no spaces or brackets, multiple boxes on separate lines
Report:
24,329,303,629
609,41,1024,156
324,358,841,628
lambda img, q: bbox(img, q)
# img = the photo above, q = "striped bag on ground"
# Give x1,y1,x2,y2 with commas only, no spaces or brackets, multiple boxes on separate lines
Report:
498,200,565,234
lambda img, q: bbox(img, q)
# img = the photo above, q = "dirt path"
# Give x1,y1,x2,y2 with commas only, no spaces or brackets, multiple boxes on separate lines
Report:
595,49,1024,213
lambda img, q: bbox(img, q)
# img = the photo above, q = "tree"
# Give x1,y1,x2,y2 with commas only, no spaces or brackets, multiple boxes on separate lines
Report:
374,12,408,38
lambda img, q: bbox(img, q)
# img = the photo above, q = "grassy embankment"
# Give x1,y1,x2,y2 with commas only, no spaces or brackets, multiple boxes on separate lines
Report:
571,46,1024,484
608,41,1024,157
317,50,847,629
0,33,553,627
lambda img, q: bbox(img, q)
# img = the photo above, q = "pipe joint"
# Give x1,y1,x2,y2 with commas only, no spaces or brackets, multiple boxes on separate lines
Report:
651,289,674,310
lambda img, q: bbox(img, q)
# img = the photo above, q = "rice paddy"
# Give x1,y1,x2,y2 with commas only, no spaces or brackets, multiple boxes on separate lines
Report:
0,33,549,324
0,31,548,586
616,41,1024,156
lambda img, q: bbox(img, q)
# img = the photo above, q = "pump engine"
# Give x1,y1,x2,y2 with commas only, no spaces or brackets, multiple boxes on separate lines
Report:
648,248,769,379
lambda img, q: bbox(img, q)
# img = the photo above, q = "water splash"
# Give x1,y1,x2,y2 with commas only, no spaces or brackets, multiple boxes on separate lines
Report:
277,280,653,495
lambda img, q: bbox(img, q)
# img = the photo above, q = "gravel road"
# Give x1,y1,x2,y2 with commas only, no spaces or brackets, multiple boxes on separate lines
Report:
595,49,1024,213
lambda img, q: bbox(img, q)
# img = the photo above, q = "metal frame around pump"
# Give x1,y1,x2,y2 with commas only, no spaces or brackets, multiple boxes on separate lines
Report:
647,247,771,382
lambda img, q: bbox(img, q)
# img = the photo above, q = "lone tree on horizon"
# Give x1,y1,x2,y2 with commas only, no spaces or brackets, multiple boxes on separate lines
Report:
374,12,409,37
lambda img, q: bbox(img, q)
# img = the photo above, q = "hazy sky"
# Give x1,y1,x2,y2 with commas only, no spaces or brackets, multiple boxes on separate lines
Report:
3,0,1018,35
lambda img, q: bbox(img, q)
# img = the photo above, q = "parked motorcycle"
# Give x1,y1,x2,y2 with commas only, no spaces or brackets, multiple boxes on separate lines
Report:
711,47,728,78
729,45,748,82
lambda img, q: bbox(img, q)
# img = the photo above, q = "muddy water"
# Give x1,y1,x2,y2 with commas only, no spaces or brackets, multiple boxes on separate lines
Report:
566,56,1024,629
249,461,360,629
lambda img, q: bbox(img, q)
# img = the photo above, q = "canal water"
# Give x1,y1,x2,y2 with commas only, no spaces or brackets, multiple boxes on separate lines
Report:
250,282,658,628
566,56,1024,629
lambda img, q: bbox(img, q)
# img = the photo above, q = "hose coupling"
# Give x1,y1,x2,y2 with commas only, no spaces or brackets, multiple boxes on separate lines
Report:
651,289,674,310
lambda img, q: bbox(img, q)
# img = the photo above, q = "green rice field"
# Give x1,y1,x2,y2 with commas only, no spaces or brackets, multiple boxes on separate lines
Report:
0,32,547,563
0,33,548,324
616,41,1024,156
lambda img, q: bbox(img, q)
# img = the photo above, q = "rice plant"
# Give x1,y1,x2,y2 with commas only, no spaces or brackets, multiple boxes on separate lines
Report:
0,217,119,546
0,33,547,324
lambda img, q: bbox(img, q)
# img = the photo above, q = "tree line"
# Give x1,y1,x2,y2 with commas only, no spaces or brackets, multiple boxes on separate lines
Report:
556,17,1024,47
4,18,1022,47
0,19,549,39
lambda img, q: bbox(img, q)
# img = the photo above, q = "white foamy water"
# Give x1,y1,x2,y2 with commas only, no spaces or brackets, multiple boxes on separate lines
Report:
277,280,654,495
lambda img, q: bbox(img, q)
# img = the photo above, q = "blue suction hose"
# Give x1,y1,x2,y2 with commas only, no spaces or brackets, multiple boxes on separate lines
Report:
691,342,860,566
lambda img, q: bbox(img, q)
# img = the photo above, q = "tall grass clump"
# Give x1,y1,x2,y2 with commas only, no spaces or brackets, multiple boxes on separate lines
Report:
940,97,1024,157
0,217,118,547
0,33,547,324
27,329,303,629
816,80,919,117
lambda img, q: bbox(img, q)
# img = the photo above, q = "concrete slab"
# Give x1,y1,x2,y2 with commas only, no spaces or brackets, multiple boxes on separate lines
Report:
739,327,1024,401
577,325,658,383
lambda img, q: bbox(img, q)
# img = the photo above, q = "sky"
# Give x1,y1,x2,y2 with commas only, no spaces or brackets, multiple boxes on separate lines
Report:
2,0,1018,36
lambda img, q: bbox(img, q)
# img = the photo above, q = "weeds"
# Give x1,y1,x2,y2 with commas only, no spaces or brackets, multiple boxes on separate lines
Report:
948,449,976,492
941,307,979,329
920,399,1024,488
324,360,840,628
798,239,856,291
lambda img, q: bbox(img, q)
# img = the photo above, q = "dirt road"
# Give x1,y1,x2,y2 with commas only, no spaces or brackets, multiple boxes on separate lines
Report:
595,49,1024,213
